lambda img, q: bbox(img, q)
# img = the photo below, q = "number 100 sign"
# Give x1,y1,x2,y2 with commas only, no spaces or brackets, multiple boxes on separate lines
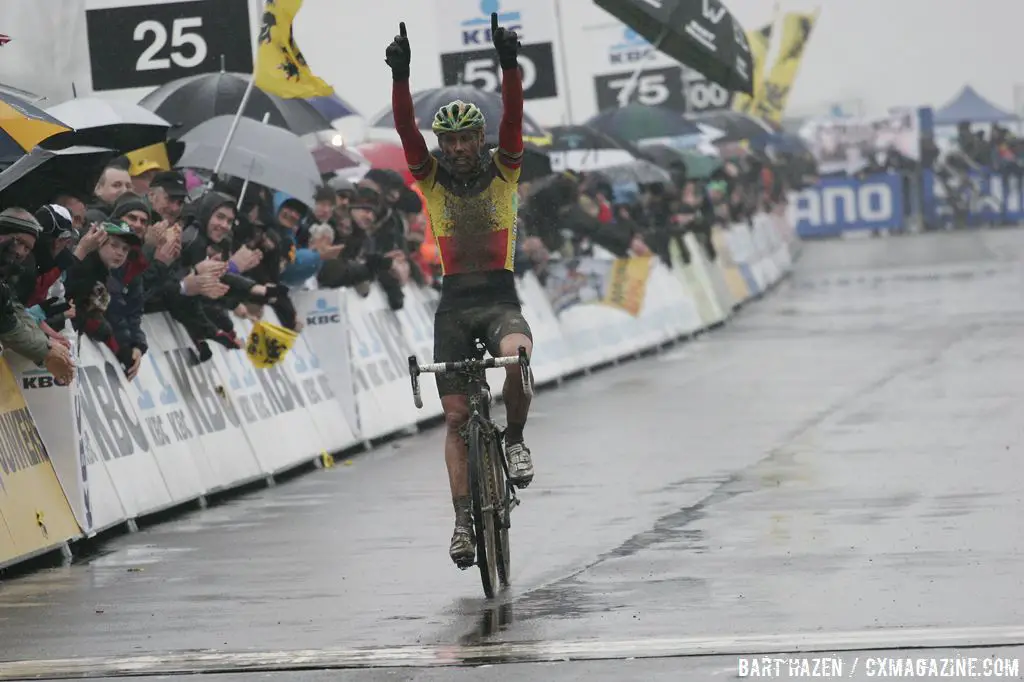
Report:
86,0,252,91
440,43,557,101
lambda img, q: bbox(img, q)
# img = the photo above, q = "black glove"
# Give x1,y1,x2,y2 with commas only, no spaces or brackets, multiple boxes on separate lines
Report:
0,282,15,334
40,296,71,318
116,346,135,373
385,22,411,81
490,13,520,69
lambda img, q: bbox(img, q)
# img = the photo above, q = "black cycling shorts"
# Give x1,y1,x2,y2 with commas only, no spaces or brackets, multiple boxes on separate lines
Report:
433,303,533,397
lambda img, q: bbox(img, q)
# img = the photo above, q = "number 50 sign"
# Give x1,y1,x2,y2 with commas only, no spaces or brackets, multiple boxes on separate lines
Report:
86,0,252,91
440,43,557,101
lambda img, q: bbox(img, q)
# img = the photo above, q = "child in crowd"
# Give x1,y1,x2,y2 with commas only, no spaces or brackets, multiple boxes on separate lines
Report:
64,222,143,374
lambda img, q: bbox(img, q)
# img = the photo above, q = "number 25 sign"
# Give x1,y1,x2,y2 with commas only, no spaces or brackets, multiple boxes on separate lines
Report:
86,0,252,91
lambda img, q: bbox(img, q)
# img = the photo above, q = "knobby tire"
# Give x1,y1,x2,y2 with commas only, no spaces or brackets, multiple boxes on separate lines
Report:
468,419,499,598
491,435,511,586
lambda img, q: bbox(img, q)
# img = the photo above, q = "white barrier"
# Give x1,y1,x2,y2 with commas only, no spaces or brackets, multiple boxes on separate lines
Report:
1,213,799,565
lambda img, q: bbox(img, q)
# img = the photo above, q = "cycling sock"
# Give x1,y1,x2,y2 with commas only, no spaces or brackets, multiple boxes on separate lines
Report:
505,424,524,444
453,495,472,524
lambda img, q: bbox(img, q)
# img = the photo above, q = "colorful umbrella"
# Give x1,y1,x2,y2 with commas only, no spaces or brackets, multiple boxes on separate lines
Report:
0,90,72,162
355,141,414,185
306,93,360,122
585,103,701,144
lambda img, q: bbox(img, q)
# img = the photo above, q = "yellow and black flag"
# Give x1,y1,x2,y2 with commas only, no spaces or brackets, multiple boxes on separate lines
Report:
753,9,820,124
732,23,774,114
254,0,332,98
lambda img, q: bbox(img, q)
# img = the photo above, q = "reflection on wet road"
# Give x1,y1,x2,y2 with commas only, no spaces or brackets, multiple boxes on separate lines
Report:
2,230,1024,679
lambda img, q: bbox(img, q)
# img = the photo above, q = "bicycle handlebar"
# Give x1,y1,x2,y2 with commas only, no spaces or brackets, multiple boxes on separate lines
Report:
408,346,533,409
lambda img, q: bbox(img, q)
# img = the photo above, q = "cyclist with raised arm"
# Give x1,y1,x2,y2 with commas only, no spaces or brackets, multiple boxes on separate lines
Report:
386,15,534,570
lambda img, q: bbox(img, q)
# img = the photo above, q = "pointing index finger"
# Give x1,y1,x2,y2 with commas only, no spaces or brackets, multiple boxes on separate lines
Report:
491,12,499,34
399,22,407,39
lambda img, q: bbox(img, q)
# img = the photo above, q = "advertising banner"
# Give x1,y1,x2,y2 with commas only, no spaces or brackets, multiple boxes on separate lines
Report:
346,287,420,440
800,110,921,175
76,340,175,520
214,314,327,474
789,173,906,237
920,169,1024,227
156,316,264,491
4,335,91,533
292,289,361,439
0,360,81,567
434,0,562,124
544,256,652,317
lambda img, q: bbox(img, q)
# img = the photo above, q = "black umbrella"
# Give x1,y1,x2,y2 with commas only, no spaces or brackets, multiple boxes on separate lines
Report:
593,0,753,94
0,145,116,210
138,72,333,139
370,85,548,142
44,98,172,154
543,125,644,154
585,103,701,143
686,110,776,143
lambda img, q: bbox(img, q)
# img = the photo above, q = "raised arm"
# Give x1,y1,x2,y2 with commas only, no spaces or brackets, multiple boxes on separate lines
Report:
386,22,433,181
498,66,524,168
492,13,524,168
393,78,432,180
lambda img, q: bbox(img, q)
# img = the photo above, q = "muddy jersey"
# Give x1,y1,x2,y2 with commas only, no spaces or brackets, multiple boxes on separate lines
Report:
415,150,521,277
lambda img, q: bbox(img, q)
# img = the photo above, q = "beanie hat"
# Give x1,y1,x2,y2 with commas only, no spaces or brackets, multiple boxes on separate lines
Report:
109,192,152,223
33,205,74,239
0,208,42,237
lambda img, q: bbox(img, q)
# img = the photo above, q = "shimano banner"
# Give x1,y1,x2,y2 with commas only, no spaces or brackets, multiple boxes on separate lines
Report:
789,174,906,237
921,169,1024,227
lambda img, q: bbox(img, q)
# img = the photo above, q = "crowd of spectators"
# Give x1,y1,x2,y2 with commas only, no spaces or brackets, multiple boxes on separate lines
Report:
514,153,792,284
0,154,433,383
1,140,794,384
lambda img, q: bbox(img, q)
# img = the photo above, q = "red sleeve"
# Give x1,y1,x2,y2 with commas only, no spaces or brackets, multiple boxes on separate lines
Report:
498,67,524,168
28,267,62,307
392,79,433,181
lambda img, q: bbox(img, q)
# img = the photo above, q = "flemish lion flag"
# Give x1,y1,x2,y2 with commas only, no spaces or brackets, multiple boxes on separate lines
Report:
732,23,773,114
753,9,820,124
254,0,332,99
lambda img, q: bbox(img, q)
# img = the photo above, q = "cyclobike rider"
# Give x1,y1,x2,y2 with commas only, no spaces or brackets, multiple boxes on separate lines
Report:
385,16,535,570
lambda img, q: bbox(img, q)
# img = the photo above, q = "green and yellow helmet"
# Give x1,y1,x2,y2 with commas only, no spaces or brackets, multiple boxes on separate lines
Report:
431,100,486,135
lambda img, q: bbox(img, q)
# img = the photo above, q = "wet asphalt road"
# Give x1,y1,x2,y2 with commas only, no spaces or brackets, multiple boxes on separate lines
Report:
2,229,1024,680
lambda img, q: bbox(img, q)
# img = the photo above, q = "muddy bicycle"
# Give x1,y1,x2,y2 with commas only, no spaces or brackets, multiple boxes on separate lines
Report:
408,344,533,598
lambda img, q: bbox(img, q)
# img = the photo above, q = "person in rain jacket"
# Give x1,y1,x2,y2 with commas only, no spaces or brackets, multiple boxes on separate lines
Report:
272,192,330,287
64,222,145,377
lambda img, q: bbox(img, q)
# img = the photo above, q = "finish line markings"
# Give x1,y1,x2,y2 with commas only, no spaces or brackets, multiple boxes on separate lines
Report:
1,625,1023,679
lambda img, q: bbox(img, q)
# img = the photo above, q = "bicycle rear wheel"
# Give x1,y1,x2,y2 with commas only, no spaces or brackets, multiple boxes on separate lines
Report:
468,419,499,598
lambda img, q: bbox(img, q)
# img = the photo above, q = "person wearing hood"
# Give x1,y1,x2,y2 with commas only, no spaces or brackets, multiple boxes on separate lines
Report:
0,208,76,384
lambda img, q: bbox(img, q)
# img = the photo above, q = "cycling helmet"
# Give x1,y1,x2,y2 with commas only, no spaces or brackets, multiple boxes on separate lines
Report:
432,100,486,135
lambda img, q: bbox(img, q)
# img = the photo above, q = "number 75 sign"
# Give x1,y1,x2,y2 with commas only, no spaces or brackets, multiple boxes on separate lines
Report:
86,0,252,91
440,43,557,100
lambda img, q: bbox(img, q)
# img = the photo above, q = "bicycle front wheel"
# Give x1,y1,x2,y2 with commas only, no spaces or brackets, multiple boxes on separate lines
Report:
490,435,511,587
468,419,499,598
